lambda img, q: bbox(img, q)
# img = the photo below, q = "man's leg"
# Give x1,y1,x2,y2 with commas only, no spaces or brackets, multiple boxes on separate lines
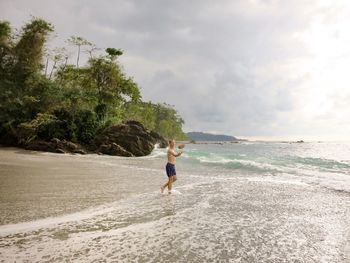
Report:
161,179,169,193
172,175,177,183
168,176,174,193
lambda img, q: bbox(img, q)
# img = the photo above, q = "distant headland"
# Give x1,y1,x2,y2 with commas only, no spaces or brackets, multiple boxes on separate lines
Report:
186,132,245,142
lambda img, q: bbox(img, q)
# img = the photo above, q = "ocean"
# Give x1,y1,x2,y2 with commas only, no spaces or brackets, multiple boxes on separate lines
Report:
0,142,349,262
174,141,350,193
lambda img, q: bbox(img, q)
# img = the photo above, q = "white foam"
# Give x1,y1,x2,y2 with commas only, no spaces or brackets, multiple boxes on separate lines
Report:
247,176,309,187
197,156,283,171
0,201,126,236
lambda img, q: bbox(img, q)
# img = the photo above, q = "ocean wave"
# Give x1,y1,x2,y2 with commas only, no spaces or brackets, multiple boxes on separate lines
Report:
183,150,350,174
195,156,283,174
287,156,350,173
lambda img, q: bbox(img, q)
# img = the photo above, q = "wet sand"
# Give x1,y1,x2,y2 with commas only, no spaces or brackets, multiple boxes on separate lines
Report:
0,148,166,225
0,148,349,262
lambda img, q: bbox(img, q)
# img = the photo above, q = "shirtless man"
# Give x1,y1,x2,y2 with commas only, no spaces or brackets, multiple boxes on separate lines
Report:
161,139,182,194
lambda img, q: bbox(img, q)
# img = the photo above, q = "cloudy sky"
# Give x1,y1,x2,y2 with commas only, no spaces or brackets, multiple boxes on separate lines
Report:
1,0,350,141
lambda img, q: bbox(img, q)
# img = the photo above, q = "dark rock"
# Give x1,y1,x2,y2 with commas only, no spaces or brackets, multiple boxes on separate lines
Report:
150,131,167,148
56,148,66,154
94,121,167,156
51,138,61,144
25,139,87,155
73,149,87,155
98,143,134,157
25,140,58,153
61,140,78,150
21,120,166,157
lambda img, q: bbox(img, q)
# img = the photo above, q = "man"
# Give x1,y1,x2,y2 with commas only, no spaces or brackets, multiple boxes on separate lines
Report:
161,139,182,194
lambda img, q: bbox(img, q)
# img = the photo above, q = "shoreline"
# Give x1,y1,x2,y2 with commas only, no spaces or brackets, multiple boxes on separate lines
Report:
0,147,349,262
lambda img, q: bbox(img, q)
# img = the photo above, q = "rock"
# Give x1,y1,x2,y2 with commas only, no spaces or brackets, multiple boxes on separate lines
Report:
25,139,87,155
60,140,78,151
73,149,87,155
56,148,66,154
94,121,167,156
66,141,78,150
149,131,167,148
51,138,61,144
22,120,166,157
25,140,58,153
97,143,134,157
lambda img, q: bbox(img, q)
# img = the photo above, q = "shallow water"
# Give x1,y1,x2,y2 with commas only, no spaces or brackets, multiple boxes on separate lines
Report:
0,143,350,262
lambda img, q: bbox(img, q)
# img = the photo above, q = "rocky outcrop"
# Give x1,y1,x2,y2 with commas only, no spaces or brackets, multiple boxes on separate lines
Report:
149,130,168,148
8,120,166,157
94,121,167,156
25,138,87,154
97,143,134,157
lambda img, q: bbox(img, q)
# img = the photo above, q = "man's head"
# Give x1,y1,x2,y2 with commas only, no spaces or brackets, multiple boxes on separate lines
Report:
168,139,175,148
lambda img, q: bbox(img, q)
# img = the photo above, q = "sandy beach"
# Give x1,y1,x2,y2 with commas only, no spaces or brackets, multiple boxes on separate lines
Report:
0,146,349,262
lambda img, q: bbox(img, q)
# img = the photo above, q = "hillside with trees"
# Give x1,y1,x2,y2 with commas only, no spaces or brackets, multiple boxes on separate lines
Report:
0,18,187,150
187,132,237,142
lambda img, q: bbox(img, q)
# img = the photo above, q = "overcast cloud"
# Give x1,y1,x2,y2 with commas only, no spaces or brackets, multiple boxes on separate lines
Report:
1,0,350,140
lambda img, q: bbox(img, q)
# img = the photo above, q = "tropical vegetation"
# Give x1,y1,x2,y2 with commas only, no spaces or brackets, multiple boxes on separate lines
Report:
0,18,187,146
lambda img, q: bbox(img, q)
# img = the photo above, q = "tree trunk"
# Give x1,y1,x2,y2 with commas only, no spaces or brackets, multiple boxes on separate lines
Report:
44,57,49,76
49,61,57,79
77,45,80,68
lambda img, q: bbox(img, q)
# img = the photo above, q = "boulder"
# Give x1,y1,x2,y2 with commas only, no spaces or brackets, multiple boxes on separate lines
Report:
25,140,60,153
149,130,167,148
25,138,87,154
22,121,166,157
94,121,167,156
73,149,87,155
97,143,134,157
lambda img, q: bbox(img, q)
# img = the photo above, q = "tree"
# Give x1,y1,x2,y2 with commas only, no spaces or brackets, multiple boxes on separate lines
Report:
0,21,12,81
67,36,91,68
0,21,11,55
49,48,67,79
44,47,68,78
0,18,55,139
14,18,54,78
0,18,188,146
85,44,100,59
86,54,140,122
106,48,123,61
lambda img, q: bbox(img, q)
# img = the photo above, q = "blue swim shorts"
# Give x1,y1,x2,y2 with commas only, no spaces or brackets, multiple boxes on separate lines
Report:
165,163,176,177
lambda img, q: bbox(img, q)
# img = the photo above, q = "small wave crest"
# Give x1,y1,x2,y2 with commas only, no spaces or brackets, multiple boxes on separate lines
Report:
194,155,282,174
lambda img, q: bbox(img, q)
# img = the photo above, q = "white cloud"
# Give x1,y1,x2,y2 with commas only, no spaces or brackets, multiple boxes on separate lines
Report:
1,0,350,140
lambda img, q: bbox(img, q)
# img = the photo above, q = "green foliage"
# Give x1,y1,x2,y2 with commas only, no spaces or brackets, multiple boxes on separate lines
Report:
123,102,188,140
106,48,123,61
52,108,77,140
17,113,58,143
153,103,187,140
68,36,91,68
0,21,11,39
15,18,54,77
74,109,99,144
0,18,187,146
0,21,11,53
